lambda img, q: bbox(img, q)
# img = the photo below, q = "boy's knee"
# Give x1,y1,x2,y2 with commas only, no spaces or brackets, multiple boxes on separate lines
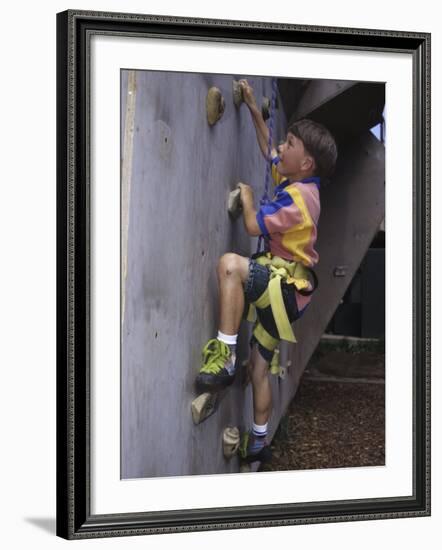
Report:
249,359,269,384
217,253,242,277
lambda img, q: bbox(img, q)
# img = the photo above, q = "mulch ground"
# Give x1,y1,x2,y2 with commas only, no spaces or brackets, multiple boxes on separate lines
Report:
259,378,385,472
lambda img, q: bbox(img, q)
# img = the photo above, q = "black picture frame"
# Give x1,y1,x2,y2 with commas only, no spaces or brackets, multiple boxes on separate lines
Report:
56,9,431,540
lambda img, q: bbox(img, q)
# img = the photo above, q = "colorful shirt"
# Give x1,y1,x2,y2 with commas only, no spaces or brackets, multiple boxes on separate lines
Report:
255,156,321,312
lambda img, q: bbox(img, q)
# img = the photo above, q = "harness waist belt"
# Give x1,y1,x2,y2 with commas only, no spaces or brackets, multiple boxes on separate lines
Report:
248,253,318,351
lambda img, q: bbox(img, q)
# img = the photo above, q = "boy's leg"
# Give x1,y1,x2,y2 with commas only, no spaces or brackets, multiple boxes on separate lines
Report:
248,344,272,425
196,253,250,390
241,276,298,461
217,253,250,334
240,343,273,461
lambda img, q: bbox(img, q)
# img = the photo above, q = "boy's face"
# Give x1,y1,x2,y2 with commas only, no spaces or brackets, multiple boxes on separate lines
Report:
276,132,314,180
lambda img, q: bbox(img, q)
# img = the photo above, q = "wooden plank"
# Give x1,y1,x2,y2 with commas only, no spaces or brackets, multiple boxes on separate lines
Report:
293,82,385,143
278,78,384,144
121,70,136,324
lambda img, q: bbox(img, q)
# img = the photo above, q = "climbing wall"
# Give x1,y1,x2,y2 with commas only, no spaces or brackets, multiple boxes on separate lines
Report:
121,70,287,478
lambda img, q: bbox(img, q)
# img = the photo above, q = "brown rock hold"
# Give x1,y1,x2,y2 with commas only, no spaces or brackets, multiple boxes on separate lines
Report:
206,87,225,125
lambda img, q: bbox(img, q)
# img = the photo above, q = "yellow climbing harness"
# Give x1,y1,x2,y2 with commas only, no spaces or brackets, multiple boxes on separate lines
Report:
247,253,317,353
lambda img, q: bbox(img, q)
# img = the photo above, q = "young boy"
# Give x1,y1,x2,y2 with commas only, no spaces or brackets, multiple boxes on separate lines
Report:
196,79,338,463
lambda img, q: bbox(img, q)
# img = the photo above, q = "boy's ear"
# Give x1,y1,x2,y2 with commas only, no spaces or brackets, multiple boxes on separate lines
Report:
302,155,315,173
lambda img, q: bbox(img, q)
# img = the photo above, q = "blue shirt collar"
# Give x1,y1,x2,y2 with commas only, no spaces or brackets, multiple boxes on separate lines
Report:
275,176,321,193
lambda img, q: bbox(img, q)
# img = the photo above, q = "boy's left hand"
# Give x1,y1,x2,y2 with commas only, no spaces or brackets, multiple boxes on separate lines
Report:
237,183,260,236
238,183,253,205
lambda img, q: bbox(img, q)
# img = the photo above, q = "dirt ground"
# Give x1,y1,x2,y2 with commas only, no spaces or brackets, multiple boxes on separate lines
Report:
260,344,385,472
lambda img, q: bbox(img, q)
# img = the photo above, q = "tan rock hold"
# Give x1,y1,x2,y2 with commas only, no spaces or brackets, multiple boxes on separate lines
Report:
206,87,225,125
228,187,242,219
222,426,240,459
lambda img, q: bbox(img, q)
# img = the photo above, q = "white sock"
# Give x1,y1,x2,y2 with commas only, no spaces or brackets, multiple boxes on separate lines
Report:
252,422,268,436
217,331,238,346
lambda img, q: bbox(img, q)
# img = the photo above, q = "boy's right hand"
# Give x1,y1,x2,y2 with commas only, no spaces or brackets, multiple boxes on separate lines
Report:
239,79,258,110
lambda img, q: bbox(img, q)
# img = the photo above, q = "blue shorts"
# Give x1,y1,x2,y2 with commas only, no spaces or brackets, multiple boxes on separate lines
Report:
244,259,302,363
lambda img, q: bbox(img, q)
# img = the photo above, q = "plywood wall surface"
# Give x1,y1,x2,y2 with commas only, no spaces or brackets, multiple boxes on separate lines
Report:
121,71,287,478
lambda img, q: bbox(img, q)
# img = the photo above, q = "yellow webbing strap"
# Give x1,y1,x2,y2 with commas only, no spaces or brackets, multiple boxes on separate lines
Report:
270,348,280,375
257,254,311,291
267,268,295,342
253,323,279,352
246,304,256,323
253,288,271,310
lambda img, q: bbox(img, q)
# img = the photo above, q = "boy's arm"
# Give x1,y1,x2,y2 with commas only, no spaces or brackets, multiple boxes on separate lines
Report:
238,183,261,237
239,79,277,161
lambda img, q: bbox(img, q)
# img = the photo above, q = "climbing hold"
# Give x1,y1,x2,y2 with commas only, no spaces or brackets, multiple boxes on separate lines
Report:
262,95,279,120
228,187,242,219
279,358,291,380
262,96,270,121
191,391,222,425
232,79,244,107
223,426,240,459
206,87,225,126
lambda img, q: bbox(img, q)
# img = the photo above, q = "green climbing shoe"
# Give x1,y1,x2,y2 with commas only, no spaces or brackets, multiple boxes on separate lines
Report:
196,339,236,391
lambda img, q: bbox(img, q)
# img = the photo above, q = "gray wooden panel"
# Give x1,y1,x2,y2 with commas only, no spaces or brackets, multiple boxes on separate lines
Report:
121,71,128,146
121,71,287,478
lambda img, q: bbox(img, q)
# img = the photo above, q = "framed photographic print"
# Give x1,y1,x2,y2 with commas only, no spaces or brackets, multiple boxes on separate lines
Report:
56,10,430,539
